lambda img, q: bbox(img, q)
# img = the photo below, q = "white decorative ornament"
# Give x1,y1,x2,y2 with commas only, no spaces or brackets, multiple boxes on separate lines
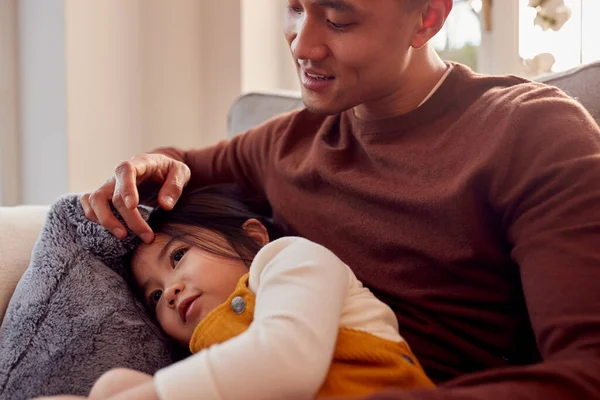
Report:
529,0,572,31
528,0,562,8
522,53,556,76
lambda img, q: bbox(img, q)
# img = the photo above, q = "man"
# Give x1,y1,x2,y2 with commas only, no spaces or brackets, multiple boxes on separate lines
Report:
82,0,600,398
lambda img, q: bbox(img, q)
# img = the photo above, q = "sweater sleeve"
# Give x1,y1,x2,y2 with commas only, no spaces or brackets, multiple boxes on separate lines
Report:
340,86,600,400
153,237,350,400
152,111,296,196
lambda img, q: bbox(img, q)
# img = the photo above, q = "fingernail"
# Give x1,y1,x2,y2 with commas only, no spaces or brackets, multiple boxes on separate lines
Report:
113,228,125,238
164,196,175,208
141,233,153,243
124,195,135,209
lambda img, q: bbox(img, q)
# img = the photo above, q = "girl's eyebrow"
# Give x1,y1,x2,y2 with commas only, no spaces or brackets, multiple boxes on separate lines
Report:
138,237,178,293
158,237,178,263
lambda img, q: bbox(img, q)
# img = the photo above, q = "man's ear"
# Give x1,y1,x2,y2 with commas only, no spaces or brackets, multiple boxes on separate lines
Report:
411,0,453,49
242,218,270,247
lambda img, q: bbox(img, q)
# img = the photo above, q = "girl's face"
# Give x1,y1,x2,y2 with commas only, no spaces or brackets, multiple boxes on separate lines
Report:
131,230,251,347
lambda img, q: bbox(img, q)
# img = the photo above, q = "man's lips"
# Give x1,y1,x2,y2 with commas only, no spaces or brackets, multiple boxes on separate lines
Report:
302,68,335,80
178,294,201,323
300,69,336,92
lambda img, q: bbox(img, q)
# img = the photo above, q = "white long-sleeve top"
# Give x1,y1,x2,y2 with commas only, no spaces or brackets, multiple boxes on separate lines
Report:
154,237,403,400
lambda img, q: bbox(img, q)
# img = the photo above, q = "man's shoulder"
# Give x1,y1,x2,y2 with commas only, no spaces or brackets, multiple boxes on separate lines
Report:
475,74,592,131
449,65,595,146
440,65,599,169
454,64,575,113
455,67,600,176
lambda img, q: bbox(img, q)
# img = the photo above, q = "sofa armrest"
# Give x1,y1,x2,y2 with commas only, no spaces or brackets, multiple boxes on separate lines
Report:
0,205,49,327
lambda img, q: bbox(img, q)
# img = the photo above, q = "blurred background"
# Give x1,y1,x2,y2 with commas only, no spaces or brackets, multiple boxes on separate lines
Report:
0,0,598,205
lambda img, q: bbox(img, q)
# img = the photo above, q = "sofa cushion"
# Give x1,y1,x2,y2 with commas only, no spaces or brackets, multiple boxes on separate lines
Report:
227,91,304,138
0,205,49,327
0,196,179,399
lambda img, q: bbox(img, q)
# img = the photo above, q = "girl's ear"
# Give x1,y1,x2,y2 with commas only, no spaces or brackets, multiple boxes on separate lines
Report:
242,218,270,247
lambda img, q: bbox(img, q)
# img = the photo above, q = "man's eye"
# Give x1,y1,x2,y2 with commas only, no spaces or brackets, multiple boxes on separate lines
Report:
328,20,351,30
149,290,162,308
288,6,302,13
171,248,187,267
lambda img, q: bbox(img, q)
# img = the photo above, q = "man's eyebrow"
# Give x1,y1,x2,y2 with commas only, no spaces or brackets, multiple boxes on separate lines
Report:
314,0,357,12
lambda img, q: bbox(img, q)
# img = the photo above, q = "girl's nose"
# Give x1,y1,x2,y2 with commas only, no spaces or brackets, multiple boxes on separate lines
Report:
164,282,185,307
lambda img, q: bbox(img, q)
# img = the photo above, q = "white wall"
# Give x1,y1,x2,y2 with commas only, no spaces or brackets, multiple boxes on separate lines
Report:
140,0,204,152
2,0,288,205
197,1,243,147
66,0,241,191
64,0,145,195
18,0,69,205
0,0,21,205
11,0,243,203
66,0,242,194
242,0,299,94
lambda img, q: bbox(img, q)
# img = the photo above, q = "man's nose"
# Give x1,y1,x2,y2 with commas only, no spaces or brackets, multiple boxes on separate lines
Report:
290,19,328,62
164,282,185,307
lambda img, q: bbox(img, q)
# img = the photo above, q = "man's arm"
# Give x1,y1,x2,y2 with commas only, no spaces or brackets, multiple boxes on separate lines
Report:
153,109,296,195
335,86,600,400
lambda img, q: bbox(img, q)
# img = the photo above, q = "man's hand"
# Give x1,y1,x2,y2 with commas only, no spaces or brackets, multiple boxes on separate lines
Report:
81,153,191,243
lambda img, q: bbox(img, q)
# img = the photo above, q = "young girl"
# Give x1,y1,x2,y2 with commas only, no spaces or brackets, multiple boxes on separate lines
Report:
57,185,434,400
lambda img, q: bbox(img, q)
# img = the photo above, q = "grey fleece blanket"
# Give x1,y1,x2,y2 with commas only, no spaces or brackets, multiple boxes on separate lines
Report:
0,195,179,399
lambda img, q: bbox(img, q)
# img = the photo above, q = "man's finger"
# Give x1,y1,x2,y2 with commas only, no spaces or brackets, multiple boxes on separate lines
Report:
89,184,127,239
157,160,191,210
112,192,154,244
80,193,99,223
114,159,148,210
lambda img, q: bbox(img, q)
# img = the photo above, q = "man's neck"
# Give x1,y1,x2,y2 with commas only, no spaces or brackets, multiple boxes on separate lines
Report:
353,46,449,121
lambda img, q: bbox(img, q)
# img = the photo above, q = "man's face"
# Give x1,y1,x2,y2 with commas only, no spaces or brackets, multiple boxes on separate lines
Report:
284,0,423,115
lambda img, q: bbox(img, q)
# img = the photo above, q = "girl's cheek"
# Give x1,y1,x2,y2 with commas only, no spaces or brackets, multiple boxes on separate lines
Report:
156,306,177,331
156,306,167,327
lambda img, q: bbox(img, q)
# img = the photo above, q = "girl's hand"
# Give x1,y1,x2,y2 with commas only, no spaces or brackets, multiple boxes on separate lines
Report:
88,368,155,399
106,381,159,400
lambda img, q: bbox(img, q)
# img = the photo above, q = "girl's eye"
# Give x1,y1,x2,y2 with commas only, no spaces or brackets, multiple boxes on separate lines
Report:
149,290,162,309
171,248,187,267
288,5,302,13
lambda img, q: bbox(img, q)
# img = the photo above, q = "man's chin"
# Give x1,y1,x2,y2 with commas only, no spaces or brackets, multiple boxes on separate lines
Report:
301,95,351,116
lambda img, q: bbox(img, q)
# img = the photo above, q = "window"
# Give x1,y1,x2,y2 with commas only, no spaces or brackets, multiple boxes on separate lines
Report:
432,0,482,71
519,0,600,73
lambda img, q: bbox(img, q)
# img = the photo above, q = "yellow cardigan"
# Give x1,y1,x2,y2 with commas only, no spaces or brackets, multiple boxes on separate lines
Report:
190,273,434,398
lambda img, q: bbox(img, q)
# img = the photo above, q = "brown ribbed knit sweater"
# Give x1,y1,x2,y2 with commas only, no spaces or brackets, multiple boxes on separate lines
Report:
157,63,600,399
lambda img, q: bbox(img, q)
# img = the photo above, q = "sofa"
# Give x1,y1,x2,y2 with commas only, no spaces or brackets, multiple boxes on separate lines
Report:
1,61,600,328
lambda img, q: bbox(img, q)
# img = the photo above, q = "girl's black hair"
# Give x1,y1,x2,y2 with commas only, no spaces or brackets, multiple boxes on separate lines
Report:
128,184,279,358
146,184,282,265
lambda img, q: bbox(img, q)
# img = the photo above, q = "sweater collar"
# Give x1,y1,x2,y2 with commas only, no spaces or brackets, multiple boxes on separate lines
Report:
344,62,469,137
